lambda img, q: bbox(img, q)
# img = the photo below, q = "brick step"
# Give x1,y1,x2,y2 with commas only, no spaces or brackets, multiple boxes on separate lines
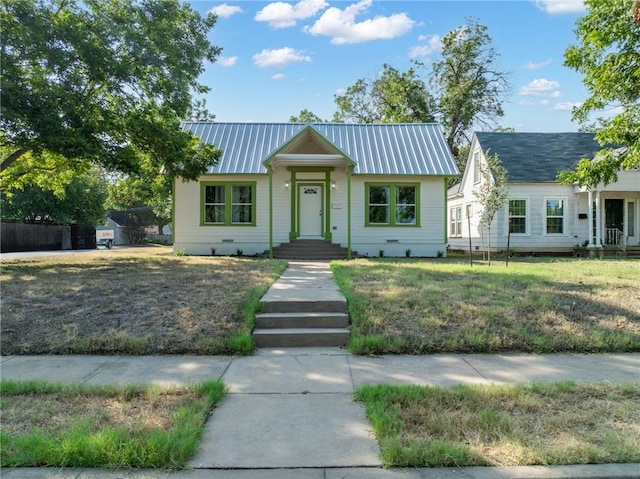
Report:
253,328,350,348
255,312,349,329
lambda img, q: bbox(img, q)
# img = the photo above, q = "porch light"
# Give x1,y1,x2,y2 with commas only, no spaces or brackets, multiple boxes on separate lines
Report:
285,180,290,189
331,180,336,189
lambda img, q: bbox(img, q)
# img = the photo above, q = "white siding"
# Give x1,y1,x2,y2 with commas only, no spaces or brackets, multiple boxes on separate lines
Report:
351,175,448,257
174,174,273,255
175,172,450,257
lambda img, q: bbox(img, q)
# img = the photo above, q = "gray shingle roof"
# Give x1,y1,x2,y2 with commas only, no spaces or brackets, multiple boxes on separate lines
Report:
475,132,602,182
182,122,459,176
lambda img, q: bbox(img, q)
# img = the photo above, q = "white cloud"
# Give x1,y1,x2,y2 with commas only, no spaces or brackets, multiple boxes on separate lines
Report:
519,78,560,96
271,73,287,80
526,58,552,70
208,4,243,18
335,88,346,95
408,34,441,59
533,0,586,14
553,101,580,111
255,0,328,29
519,99,550,106
218,56,239,67
252,47,312,68
305,0,415,45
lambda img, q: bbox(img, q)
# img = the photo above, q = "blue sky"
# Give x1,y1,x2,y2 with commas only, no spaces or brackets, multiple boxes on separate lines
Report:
186,0,589,133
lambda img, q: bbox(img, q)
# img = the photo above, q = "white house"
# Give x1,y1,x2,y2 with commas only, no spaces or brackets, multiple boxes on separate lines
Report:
173,122,459,258
448,132,640,255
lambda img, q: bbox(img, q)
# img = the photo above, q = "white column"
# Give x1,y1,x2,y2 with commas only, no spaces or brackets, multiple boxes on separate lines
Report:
595,189,602,248
587,189,594,247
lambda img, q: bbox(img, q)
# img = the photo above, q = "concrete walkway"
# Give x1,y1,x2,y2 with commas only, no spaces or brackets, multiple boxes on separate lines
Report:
1,261,639,479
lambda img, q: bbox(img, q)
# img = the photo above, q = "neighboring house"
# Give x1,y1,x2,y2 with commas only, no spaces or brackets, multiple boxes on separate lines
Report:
174,122,459,258
96,214,127,245
448,132,640,255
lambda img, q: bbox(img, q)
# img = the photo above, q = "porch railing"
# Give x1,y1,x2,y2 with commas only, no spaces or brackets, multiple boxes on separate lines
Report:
605,228,626,248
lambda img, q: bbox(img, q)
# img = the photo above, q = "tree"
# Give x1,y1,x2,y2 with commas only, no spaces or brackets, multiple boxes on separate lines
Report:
559,0,639,187
333,64,436,123
1,0,222,191
431,18,510,154
473,151,509,266
107,158,172,235
112,207,158,244
1,168,109,226
289,109,327,123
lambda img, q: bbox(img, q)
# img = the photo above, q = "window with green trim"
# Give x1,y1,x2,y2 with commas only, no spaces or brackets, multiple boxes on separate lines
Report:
366,183,419,226
202,182,256,225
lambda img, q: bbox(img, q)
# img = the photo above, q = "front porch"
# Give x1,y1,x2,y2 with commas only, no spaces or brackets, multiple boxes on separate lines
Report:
580,174,640,252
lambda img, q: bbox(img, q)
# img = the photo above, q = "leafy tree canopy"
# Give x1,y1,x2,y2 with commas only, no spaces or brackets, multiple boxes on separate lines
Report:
1,168,109,226
431,18,510,152
333,64,436,124
1,0,222,192
289,109,327,123
559,0,640,187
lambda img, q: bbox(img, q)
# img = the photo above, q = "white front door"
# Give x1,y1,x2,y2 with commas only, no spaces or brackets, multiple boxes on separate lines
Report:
299,185,323,237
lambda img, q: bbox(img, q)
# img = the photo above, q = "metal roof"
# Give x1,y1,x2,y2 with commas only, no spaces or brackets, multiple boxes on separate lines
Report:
181,122,459,176
475,132,603,183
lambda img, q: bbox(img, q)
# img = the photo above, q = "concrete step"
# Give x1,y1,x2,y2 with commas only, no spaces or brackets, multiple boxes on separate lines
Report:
253,328,350,347
272,240,352,260
255,312,349,329
261,299,347,313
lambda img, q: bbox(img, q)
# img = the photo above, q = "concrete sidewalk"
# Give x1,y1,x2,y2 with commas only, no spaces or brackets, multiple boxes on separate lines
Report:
2,349,639,479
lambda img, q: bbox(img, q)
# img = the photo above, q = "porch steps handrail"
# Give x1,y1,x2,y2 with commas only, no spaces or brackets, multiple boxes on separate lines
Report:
605,227,626,249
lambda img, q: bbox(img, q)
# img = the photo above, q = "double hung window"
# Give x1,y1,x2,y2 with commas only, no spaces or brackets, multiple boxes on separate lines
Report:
508,199,527,234
366,184,419,226
202,182,256,226
546,198,565,234
450,206,462,236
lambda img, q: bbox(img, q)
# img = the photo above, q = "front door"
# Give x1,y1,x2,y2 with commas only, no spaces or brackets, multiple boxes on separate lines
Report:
605,199,624,245
299,185,323,238
605,199,624,230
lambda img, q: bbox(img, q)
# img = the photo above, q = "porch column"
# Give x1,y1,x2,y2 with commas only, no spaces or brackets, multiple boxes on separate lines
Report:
268,165,273,259
587,188,595,247
595,189,603,250
347,166,352,260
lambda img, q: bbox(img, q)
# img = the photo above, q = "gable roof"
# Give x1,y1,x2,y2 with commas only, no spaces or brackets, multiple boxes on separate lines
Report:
181,122,458,176
475,132,602,183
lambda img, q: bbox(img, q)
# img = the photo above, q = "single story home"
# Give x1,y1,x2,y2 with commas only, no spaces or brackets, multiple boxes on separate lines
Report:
448,132,640,255
173,122,459,258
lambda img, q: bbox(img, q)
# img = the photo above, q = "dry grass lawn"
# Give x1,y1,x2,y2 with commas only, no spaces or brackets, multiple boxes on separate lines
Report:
1,246,286,355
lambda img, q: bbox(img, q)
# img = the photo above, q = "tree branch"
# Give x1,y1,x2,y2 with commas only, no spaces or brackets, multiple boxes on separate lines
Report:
1,147,31,173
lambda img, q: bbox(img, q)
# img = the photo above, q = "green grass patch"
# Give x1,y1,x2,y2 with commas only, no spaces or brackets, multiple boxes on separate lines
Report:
356,381,640,468
0,379,227,469
332,258,640,355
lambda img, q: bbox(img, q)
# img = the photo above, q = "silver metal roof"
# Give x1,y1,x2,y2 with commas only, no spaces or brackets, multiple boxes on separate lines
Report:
181,122,459,176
